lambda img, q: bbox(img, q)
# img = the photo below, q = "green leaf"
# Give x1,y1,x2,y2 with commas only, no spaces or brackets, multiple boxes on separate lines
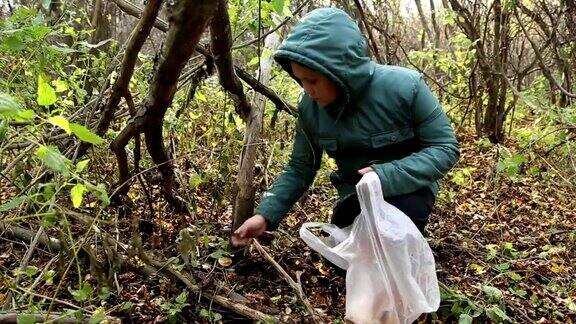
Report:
16,314,37,324
37,74,58,106
42,183,55,201
71,183,87,208
76,159,90,173
25,265,39,277
98,287,111,300
0,196,27,212
509,287,527,298
188,174,203,189
120,302,134,311
15,110,35,121
89,307,107,324
505,271,522,282
195,91,207,102
87,183,110,206
42,212,58,227
0,92,34,121
70,123,104,145
483,285,504,303
248,56,260,66
4,35,26,51
271,0,286,14
495,262,510,272
35,145,70,175
0,120,8,141
41,0,51,10
199,309,210,318
485,305,510,322
458,314,473,324
48,115,71,134
28,25,51,38
68,282,93,302
209,249,227,259
0,92,20,114
469,263,486,274
52,79,69,93
43,270,55,285
175,291,188,304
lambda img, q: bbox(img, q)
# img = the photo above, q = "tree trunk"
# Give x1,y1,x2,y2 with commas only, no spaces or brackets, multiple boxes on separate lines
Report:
110,0,217,209
76,0,163,161
482,0,510,143
90,0,112,47
232,33,280,231
107,0,296,115
429,0,441,48
414,0,432,45
210,0,251,121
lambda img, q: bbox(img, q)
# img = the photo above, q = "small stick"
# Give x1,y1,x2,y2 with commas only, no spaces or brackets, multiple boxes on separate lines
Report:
2,226,45,309
253,240,321,323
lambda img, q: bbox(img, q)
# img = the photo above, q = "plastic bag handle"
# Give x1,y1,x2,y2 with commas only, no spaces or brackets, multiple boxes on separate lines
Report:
299,222,349,270
321,223,350,243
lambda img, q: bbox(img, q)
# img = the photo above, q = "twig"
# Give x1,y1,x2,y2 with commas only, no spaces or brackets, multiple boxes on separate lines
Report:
4,144,35,174
0,222,61,250
18,257,57,303
107,0,297,116
231,0,310,50
0,312,120,324
15,287,83,310
253,240,320,323
2,226,45,308
143,255,275,322
1,221,275,322
351,0,383,63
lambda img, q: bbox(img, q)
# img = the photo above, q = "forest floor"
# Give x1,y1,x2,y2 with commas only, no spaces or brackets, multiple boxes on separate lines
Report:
1,130,576,323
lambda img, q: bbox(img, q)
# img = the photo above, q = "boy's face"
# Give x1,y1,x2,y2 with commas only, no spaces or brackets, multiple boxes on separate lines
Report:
291,62,339,107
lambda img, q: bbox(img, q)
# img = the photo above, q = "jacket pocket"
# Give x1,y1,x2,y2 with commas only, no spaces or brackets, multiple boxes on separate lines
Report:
370,128,415,148
319,138,337,152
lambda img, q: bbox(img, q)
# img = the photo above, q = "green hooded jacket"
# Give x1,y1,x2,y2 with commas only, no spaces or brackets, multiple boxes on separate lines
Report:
255,8,459,229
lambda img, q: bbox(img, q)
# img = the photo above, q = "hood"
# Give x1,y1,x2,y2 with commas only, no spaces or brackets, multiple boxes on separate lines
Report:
274,8,375,113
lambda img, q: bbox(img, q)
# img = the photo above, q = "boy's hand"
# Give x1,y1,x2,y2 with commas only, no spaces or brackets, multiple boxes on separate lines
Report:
358,166,375,175
230,215,267,248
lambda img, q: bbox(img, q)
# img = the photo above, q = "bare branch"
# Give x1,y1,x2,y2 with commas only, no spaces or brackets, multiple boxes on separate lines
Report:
253,240,321,323
96,0,163,136
107,0,296,116
513,7,576,99
352,0,384,63
210,0,252,120
0,221,276,322
231,0,310,50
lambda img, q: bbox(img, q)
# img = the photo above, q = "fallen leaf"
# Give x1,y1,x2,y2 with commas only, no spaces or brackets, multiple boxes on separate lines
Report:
218,257,232,267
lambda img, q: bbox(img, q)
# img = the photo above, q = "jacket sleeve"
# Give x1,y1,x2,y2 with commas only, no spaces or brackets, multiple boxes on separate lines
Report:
371,75,459,197
254,116,322,229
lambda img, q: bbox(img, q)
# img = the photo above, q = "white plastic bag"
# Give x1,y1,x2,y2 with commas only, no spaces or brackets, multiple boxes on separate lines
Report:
299,172,440,324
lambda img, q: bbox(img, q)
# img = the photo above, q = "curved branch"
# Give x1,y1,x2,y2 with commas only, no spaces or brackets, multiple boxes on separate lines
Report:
513,7,576,99
352,0,384,63
231,0,310,50
95,0,163,136
210,0,252,120
107,0,296,116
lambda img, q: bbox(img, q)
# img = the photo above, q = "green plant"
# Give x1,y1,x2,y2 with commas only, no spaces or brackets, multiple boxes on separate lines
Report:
160,291,190,324
496,149,526,179
199,307,223,323
450,167,476,186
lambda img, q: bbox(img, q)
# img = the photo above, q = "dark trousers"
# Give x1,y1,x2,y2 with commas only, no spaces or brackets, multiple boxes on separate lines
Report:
331,186,435,234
